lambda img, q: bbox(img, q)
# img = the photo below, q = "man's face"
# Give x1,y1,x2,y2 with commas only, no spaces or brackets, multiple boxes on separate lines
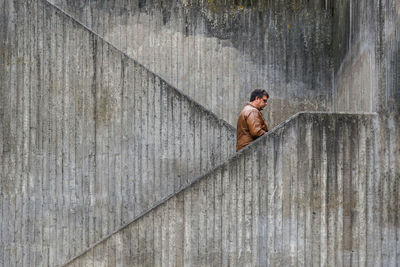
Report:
256,95,268,110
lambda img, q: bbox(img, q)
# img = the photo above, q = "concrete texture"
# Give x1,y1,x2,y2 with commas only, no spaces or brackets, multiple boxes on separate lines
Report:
66,112,400,266
49,0,334,127
45,0,400,125
0,0,235,266
1,0,400,266
332,0,400,115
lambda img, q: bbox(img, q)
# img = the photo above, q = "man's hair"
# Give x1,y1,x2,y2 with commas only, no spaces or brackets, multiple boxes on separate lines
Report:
250,89,269,102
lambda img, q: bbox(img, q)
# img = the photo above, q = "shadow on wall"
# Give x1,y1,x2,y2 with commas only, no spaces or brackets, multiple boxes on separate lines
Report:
331,0,400,115
48,0,334,127
334,47,376,113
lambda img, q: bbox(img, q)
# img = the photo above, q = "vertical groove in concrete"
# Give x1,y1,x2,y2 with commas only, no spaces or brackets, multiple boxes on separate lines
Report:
67,113,400,266
0,1,5,264
0,0,236,265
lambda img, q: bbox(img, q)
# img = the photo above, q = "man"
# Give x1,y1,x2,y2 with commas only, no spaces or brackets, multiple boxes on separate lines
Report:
236,89,269,151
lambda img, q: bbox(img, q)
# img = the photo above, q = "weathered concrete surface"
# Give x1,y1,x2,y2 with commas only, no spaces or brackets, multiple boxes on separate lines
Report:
49,0,334,127
332,0,400,115
66,112,400,266
1,0,400,266
0,0,235,266
45,0,400,126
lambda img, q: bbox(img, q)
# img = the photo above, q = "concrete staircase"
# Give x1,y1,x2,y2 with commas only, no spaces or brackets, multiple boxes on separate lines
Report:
1,0,399,266
64,112,400,266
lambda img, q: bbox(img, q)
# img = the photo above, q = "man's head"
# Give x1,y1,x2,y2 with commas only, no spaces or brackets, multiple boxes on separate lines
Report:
249,89,269,110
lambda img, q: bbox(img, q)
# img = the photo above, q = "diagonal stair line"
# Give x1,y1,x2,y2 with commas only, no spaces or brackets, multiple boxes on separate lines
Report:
62,111,378,266
2,1,238,265
65,111,400,267
40,0,236,264
61,112,299,266
40,0,237,264
43,0,235,131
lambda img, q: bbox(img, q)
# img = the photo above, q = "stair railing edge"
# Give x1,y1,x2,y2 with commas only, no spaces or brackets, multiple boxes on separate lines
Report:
61,111,378,266
43,0,236,132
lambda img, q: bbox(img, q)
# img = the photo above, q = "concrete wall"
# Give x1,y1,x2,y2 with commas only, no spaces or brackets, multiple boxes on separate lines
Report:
332,0,400,115
0,0,235,266
44,0,400,123
2,0,399,266
49,0,334,127
66,112,400,266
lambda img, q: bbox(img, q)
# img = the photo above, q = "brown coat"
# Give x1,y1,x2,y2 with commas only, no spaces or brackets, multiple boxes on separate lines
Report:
236,104,268,151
